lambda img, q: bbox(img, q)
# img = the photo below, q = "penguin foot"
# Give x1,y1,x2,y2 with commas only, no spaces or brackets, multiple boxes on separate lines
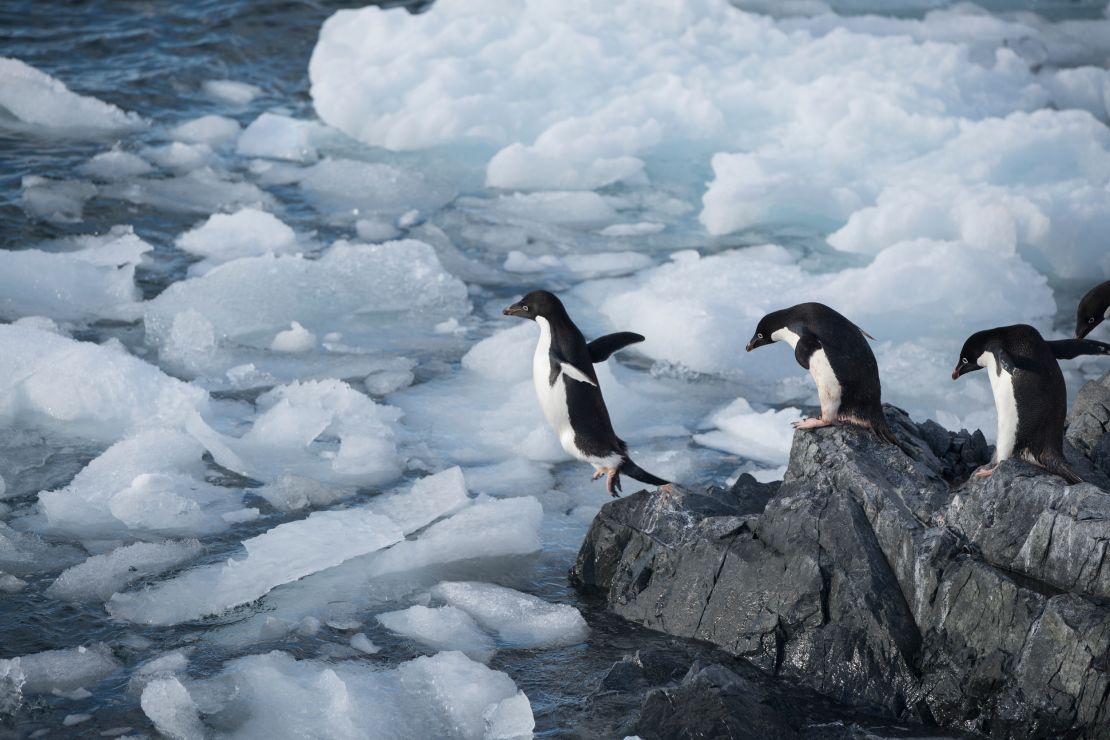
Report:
591,468,605,481
972,465,996,479
792,417,831,430
659,483,675,494
606,469,622,497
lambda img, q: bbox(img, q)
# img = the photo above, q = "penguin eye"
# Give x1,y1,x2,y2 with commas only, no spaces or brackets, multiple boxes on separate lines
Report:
1089,317,1097,324
756,333,763,339
961,358,968,364
522,305,529,312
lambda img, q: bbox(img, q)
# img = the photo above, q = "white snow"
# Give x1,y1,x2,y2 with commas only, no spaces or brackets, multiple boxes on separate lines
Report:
0,57,143,134
431,581,589,649
377,605,496,661
270,322,316,353
176,208,299,267
47,540,203,602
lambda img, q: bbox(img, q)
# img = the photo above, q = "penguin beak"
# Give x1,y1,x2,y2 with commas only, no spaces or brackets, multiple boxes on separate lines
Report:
503,303,524,317
745,341,755,352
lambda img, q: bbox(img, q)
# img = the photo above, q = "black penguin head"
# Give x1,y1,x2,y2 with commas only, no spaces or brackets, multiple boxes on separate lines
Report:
952,330,991,380
1075,284,1108,339
746,309,789,352
503,289,565,322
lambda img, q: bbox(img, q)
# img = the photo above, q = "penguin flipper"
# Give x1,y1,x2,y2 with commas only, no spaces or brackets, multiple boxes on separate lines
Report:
549,346,598,387
793,330,822,370
1046,338,1110,360
588,332,645,363
994,347,1016,375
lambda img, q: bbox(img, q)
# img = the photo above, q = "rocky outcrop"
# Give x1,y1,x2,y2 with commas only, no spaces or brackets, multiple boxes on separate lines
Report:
572,374,1110,738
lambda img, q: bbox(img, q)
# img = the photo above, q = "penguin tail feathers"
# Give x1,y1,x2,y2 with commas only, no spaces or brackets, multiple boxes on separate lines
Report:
619,458,670,488
1039,452,1083,485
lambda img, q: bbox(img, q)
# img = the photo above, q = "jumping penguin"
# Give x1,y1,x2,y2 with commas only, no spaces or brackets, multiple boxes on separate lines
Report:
746,302,897,443
1075,280,1110,339
503,289,670,497
952,324,1082,483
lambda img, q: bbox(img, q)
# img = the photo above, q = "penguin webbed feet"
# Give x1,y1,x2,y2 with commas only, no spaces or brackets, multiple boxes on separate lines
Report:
972,464,996,479
606,469,622,497
792,417,832,430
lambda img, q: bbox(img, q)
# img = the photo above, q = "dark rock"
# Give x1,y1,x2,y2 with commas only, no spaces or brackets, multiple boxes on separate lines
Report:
1068,373,1110,479
573,374,1110,738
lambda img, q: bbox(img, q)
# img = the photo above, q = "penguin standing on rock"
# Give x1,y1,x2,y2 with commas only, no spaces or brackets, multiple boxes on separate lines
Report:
504,289,670,497
1075,280,1110,339
952,324,1083,483
746,302,897,443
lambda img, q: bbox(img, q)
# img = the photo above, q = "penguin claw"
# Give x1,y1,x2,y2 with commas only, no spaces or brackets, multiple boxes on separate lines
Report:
591,469,604,481
606,469,622,497
973,465,996,479
792,417,831,430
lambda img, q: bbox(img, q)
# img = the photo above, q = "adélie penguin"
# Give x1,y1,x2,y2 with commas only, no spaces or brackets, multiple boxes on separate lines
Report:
1075,280,1110,339
503,289,671,497
745,302,897,443
952,324,1082,483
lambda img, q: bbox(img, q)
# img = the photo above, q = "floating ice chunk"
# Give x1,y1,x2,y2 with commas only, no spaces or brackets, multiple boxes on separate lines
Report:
143,141,215,172
0,225,151,321
20,176,97,223
255,474,348,513
1,644,120,695
504,250,652,279
431,582,588,649
693,398,802,465
37,429,237,539
370,496,543,578
484,691,535,740
355,218,401,242
78,148,153,180
108,507,405,625
10,316,63,335
47,540,203,602
463,459,553,498
141,677,203,740
369,466,470,533
144,239,470,355
62,713,91,726
270,322,316,353
0,521,82,576
349,634,379,654
176,208,298,265
219,379,403,487
0,57,143,134
377,605,495,662
474,192,619,230
159,309,219,377
101,167,272,214
205,650,529,740
299,158,455,222
0,574,26,593
202,79,261,106
363,369,414,395
598,221,665,237
237,112,321,162
130,651,190,696
170,114,242,146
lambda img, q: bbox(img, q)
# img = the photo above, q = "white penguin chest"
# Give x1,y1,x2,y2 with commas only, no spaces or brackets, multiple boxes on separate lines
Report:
772,328,842,419
979,351,1018,462
532,318,574,445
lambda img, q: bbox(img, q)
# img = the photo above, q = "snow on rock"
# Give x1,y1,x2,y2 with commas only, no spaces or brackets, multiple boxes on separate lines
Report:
170,114,242,147
298,158,456,223
140,676,203,740
107,507,405,625
693,397,802,465
47,540,203,602
0,644,120,696
236,112,322,162
36,429,244,539
175,207,300,275
377,605,496,662
0,226,151,322
0,325,207,442
144,239,470,358
432,581,589,649
204,650,531,740
202,79,261,106
0,57,144,135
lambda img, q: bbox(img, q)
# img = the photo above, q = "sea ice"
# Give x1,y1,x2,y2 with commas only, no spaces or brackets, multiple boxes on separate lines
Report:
693,398,802,465
349,634,379,654
298,158,456,223
270,322,316,353
47,540,203,602
431,581,589,649
176,208,299,267
237,112,322,162
20,176,97,223
202,79,262,106
0,57,143,134
170,114,242,147
0,645,120,696
141,677,203,740
78,148,153,180
100,167,272,215
377,605,496,661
